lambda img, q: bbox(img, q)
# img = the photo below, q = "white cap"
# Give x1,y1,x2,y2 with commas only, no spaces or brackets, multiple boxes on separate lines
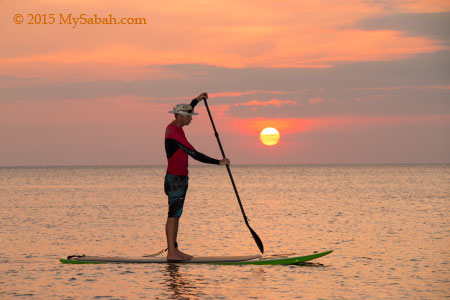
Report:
168,104,198,116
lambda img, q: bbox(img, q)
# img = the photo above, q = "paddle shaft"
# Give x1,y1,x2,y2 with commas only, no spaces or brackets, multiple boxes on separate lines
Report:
204,99,264,254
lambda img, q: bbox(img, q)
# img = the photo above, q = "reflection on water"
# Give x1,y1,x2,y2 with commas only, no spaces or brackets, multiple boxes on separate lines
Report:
0,165,449,299
164,264,202,299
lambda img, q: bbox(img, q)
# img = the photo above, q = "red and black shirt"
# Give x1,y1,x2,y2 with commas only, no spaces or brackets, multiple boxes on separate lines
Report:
165,100,220,175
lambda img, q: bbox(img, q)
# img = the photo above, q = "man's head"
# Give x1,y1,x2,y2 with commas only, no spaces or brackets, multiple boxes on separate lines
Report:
169,104,198,116
169,103,198,127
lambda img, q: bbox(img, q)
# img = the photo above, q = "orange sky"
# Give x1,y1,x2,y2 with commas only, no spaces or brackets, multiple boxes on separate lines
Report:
0,0,449,165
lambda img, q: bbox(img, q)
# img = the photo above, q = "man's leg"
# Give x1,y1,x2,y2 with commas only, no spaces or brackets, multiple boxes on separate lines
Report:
166,217,179,256
166,217,193,260
165,175,193,260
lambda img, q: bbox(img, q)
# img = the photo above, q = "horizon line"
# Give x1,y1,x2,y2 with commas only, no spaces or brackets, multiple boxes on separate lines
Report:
1,162,449,168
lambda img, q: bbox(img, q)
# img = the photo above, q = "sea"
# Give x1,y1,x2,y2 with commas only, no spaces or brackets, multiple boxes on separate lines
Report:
0,164,449,299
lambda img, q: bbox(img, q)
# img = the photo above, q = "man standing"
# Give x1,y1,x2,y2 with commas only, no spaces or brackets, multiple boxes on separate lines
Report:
164,92,230,261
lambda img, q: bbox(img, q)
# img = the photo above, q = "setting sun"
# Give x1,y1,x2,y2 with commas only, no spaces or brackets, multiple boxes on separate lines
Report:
260,127,280,146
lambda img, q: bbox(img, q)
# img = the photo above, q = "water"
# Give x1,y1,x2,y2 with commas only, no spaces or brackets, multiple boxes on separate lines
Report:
0,164,449,299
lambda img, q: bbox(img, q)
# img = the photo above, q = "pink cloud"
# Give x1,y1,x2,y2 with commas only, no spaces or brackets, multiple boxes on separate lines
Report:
349,85,450,91
209,90,286,98
231,115,450,136
308,98,324,104
1,0,445,73
235,99,297,108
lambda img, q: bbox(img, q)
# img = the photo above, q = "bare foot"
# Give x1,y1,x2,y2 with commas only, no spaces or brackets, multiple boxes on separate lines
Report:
167,249,193,261
167,252,188,261
176,249,193,260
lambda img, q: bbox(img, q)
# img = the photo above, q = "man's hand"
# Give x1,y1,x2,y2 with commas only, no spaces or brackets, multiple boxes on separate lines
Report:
196,92,208,102
220,158,230,166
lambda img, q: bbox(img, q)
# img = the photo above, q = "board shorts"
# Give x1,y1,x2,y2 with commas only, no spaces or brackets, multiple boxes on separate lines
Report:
164,174,189,218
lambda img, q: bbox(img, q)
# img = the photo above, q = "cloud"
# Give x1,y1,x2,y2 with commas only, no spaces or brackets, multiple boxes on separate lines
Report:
309,98,324,104
1,0,449,165
234,99,297,108
209,90,286,99
356,11,450,45
226,86,450,118
361,0,450,11
232,114,450,136
2,52,448,121
1,1,445,69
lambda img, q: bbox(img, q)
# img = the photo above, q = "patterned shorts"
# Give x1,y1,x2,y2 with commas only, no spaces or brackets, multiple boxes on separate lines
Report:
164,174,189,218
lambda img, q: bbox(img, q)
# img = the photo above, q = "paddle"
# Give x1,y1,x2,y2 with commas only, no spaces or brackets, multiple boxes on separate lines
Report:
203,99,264,254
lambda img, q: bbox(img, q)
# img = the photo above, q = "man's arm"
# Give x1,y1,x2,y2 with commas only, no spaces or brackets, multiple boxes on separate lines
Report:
190,92,208,110
166,138,220,165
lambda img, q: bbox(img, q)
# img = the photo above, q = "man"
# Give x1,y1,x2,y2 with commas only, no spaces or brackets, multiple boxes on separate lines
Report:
164,92,230,262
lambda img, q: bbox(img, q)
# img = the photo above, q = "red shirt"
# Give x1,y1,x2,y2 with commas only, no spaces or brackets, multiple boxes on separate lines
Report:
165,122,195,175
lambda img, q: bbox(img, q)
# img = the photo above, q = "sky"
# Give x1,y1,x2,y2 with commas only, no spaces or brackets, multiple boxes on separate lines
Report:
1,0,449,166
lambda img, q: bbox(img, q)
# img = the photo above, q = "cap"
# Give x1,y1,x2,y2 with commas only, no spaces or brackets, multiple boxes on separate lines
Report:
168,104,199,116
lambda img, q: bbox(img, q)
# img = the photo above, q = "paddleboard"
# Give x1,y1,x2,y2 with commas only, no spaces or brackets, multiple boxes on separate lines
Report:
59,250,332,265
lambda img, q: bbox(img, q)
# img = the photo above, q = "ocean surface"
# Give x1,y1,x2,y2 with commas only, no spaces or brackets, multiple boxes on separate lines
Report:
0,164,449,299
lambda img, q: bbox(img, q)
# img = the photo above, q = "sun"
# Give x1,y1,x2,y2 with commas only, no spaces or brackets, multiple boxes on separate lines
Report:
260,127,280,146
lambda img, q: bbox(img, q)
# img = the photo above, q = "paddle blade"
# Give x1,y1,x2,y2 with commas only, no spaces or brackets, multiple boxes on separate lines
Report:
248,225,264,254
